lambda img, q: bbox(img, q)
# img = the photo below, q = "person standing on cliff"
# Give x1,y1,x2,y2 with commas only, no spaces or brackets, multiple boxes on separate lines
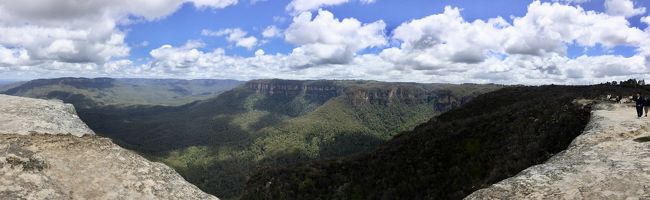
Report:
635,93,645,118
645,96,650,117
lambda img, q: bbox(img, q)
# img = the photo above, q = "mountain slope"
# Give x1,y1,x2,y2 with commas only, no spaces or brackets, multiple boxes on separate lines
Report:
77,79,502,199
241,85,647,200
84,79,501,152
0,81,25,92
2,77,243,107
466,102,650,199
0,94,218,200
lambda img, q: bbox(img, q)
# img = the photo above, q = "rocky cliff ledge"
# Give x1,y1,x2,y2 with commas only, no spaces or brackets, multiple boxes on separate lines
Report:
0,94,94,137
0,95,218,200
467,102,650,199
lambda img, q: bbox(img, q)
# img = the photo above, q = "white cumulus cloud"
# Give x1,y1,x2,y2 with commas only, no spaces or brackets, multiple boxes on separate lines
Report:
262,26,282,38
3,0,650,85
604,0,646,17
202,28,259,49
286,0,376,13
128,2,650,84
284,9,387,67
189,0,239,9
0,0,238,76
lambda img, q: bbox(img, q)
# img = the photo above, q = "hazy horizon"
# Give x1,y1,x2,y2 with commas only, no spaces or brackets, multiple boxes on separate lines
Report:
2,76,644,87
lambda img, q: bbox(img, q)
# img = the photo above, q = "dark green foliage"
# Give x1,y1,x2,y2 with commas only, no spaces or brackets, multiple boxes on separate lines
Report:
46,91,99,107
602,78,646,87
317,133,384,158
75,79,500,199
241,85,650,200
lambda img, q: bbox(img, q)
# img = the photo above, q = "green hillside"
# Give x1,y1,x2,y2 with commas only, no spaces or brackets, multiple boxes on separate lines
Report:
78,79,501,199
241,84,649,200
2,77,243,107
0,81,25,92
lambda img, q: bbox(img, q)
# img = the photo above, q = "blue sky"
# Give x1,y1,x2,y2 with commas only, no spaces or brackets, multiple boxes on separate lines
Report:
124,0,649,61
127,0,513,59
1,0,650,84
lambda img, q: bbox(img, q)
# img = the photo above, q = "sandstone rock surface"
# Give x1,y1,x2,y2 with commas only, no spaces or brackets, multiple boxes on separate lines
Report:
0,94,94,137
466,103,650,200
0,95,219,200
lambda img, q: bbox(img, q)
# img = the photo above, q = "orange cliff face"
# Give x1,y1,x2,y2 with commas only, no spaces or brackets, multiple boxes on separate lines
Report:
344,86,467,111
244,79,339,105
244,79,469,109
245,79,337,96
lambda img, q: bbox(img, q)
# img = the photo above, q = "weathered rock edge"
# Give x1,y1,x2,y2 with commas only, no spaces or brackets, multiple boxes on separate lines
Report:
0,94,219,199
466,102,650,200
0,94,94,137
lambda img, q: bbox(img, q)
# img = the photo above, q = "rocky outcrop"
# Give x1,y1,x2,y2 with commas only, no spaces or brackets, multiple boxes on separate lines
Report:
466,102,650,200
0,135,219,200
0,94,218,200
0,94,94,137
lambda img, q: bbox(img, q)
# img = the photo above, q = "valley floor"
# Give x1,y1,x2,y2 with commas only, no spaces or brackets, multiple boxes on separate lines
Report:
467,102,650,199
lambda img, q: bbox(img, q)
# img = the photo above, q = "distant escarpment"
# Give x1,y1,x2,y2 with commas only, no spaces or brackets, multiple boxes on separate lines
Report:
246,80,339,104
5,77,115,94
246,79,476,108
78,79,502,199
0,94,218,200
241,85,647,200
2,77,243,107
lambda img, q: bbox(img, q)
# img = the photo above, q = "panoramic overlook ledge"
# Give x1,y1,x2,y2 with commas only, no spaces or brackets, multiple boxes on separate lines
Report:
467,101,650,199
0,94,218,200
0,94,94,137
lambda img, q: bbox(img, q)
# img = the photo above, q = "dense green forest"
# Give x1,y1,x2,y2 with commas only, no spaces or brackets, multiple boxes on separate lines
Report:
9,77,649,199
241,83,650,200
69,79,499,199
